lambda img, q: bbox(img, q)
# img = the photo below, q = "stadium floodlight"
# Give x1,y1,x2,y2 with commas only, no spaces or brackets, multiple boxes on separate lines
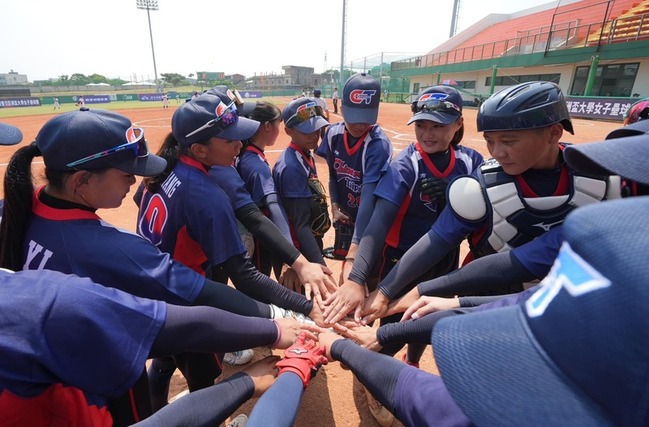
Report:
136,0,160,93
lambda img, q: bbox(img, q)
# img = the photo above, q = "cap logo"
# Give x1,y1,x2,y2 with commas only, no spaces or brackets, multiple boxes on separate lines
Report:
525,242,611,317
349,89,377,105
418,93,449,103
215,101,229,116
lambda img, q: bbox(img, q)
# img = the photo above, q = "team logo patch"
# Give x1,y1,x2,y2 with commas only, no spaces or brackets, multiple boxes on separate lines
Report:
215,101,228,116
418,92,449,103
349,89,377,105
526,242,611,317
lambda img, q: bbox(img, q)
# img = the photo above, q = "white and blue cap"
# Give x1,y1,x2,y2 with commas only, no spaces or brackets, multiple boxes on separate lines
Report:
342,73,380,124
433,197,649,426
282,97,329,133
0,122,23,146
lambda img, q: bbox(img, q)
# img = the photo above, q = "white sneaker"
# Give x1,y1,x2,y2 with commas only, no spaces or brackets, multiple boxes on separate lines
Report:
223,349,254,365
227,414,248,427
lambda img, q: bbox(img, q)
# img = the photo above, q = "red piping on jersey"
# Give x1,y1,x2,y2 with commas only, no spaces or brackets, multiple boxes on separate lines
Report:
415,143,456,178
385,193,412,248
515,166,569,198
180,154,210,174
128,388,141,422
33,187,101,221
288,143,315,171
343,126,372,156
245,144,268,164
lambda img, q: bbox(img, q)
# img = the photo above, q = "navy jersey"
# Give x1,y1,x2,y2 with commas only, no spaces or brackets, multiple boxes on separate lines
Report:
236,145,278,207
273,143,320,200
23,188,204,305
0,269,165,426
138,155,246,275
375,143,483,252
209,164,255,210
315,122,392,220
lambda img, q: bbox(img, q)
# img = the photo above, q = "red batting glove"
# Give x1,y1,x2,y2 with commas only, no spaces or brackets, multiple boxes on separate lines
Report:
276,332,328,388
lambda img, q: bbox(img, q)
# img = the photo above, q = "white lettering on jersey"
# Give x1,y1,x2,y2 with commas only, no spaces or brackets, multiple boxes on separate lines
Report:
24,240,53,270
161,172,182,198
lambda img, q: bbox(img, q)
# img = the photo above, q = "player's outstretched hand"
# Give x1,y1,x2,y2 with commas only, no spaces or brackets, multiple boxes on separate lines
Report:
273,318,319,349
359,290,389,325
278,267,300,293
293,259,337,306
241,355,281,398
323,279,367,324
384,287,420,317
401,296,461,321
276,332,328,388
317,329,346,361
334,320,382,352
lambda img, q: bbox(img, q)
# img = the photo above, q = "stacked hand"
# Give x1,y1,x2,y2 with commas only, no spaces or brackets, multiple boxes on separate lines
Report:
276,332,328,388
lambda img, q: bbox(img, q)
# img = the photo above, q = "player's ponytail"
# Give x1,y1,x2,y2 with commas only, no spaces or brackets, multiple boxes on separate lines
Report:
0,142,40,270
143,131,180,193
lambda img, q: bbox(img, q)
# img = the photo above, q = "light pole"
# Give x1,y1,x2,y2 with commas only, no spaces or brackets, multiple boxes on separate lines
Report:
136,0,160,92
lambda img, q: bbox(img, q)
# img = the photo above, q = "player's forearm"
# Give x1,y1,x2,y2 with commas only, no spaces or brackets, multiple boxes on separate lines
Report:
351,182,378,244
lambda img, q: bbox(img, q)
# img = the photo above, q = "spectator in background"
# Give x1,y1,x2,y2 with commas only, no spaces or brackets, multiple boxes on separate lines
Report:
332,87,339,114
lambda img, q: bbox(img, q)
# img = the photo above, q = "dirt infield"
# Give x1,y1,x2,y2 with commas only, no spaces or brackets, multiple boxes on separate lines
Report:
0,101,622,426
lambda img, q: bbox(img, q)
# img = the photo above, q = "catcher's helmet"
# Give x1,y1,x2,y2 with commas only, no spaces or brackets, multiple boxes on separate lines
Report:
477,81,574,134
623,99,649,125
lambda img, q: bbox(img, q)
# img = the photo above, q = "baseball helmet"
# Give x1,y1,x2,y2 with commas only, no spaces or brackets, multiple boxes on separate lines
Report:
623,98,649,125
477,81,574,134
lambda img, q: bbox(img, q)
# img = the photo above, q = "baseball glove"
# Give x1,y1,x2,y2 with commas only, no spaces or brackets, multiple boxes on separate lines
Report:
324,221,354,259
308,178,332,237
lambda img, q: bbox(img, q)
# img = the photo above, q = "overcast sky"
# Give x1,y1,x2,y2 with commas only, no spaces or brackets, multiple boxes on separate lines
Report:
1,0,554,82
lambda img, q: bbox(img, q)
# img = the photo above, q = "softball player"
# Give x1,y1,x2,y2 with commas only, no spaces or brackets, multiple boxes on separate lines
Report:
0,109,302,424
315,73,393,269
0,268,313,426
356,81,616,326
273,97,331,265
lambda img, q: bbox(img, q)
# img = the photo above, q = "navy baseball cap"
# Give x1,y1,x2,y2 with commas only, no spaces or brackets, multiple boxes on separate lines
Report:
204,87,256,117
36,109,166,176
0,122,23,145
282,97,329,133
564,119,649,185
433,196,649,426
342,73,380,124
407,85,463,125
172,91,260,147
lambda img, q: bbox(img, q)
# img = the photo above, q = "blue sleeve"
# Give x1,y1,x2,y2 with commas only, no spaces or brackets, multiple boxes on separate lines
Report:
247,373,305,427
362,130,393,185
209,165,255,210
264,193,293,243
351,181,378,244
511,226,564,278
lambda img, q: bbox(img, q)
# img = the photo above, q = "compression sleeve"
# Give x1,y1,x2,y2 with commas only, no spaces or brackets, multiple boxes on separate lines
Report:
376,308,471,348
348,199,400,285
149,304,279,356
194,278,271,318
247,373,305,427
331,339,470,426
378,230,457,300
224,253,313,315
263,193,293,243
351,182,378,244
282,197,326,264
235,203,300,266
133,372,254,427
416,251,536,297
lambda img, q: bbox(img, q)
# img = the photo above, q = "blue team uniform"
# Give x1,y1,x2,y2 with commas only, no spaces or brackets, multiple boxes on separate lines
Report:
138,155,246,275
210,163,256,211
0,269,165,426
315,122,392,221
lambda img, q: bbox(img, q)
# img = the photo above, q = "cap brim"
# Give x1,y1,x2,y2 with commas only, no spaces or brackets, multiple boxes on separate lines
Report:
606,119,649,139
407,111,459,125
114,153,167,177
0,122,23,146
293,116,329,134
342,106,378,125
433,305,610,426
216,116,260,141
564,135,649,185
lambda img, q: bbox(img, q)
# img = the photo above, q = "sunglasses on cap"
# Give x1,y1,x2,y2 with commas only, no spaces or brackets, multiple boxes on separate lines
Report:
411,98,462,116
286,101,324,128
66,126,149,168
185,100,238,139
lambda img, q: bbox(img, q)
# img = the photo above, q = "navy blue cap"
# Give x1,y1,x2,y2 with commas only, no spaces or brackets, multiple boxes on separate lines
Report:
172,91,260,147
434,196,649,426
35,109,166,176
564,119,649,185
342,73,380,124
282,97,329,133
0,122,23,145
407,85,463,125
